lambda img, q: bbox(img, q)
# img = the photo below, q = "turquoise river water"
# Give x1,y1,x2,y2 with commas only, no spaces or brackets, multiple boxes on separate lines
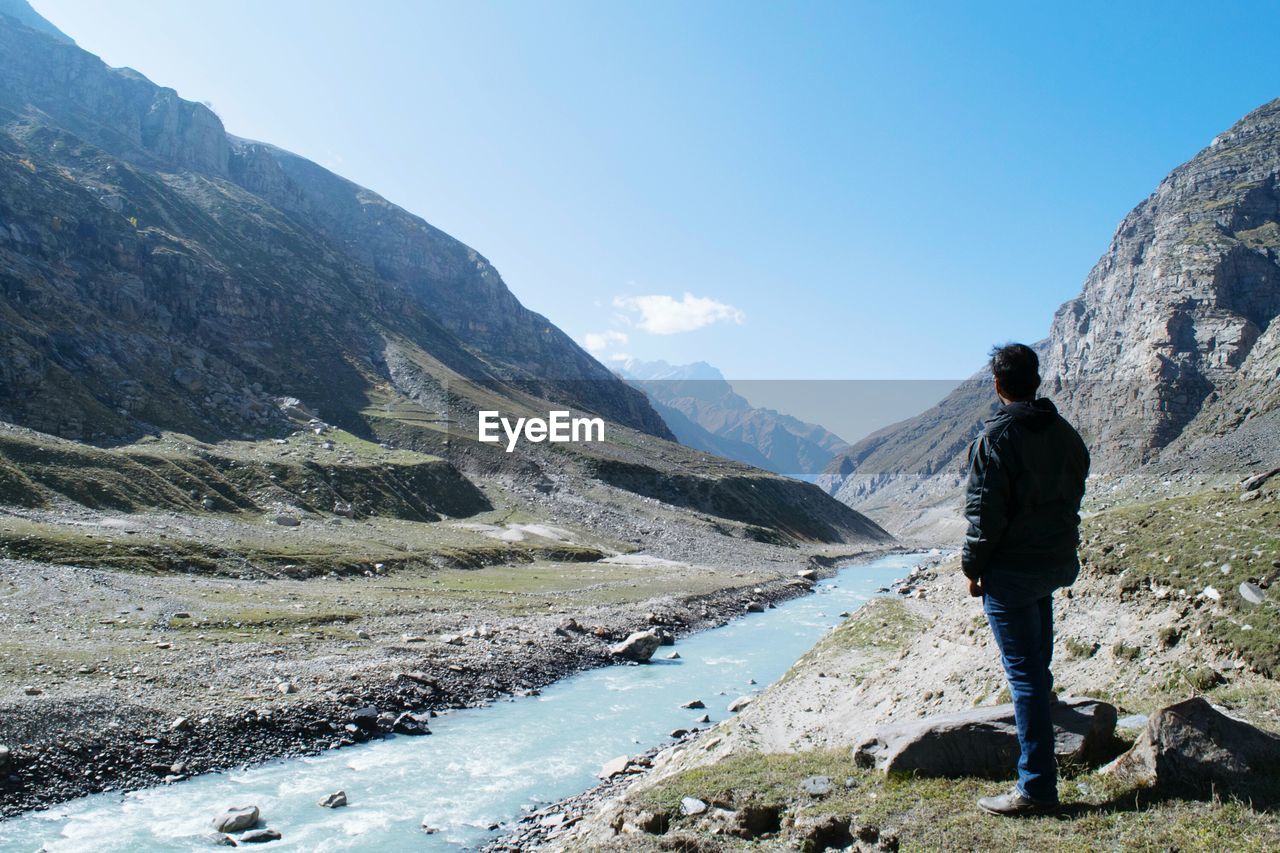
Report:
0,552,924,852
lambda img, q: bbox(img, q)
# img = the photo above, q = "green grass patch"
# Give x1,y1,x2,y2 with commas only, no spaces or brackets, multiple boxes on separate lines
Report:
633,748,1280,851
1065,636,1100,660
1079,484,1280,676
779,598,927,684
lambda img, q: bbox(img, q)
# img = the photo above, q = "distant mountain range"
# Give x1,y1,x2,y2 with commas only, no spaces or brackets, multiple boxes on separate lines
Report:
821,99,1280,538
616,359,849,478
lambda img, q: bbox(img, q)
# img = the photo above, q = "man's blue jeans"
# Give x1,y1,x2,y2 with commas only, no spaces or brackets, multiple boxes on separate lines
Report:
983,591,1058,803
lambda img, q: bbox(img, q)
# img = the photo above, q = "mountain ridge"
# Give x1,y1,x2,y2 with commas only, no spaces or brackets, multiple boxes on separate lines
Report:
0,3,672,443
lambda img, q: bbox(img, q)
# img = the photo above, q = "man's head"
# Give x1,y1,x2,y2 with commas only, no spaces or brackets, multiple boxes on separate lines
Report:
989,342,1040,403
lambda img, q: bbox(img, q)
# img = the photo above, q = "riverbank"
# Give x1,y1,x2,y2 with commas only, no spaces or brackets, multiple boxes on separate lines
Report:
0,535,899,819
557,483,1280,850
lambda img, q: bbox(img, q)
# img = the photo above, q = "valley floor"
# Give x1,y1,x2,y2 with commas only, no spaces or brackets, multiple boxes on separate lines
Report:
0,468,891,817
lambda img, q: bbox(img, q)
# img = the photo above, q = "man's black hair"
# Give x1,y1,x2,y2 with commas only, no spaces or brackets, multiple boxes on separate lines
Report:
989,342,1041,400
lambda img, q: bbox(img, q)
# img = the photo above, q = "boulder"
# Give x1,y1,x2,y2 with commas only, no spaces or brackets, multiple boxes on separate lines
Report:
349,706,380,730
609,630,662,662
1102,697,1280,797
599,755,632,778
272,515,300,527
728,696,754,713
211,805,259,833
853,697,1119,777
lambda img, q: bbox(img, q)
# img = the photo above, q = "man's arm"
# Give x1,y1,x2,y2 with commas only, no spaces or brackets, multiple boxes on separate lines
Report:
962,429,1011,583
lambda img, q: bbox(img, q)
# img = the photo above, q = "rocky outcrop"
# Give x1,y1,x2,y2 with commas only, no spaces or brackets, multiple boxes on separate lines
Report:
1102,697,1280,797
853,697,1120,777
823,100,1280,535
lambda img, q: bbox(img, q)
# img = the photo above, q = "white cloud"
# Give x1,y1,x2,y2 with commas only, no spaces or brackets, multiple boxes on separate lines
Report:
582,330,628,353
613,292,745,335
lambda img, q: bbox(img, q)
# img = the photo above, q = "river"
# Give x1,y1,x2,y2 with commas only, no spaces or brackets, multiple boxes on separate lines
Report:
0,552,925,852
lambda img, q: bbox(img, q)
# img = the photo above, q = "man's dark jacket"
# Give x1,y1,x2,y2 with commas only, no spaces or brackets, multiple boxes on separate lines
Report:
961,398,1090,605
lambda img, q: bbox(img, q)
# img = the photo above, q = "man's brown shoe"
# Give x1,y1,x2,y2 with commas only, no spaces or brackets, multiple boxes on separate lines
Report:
977,788,1059,816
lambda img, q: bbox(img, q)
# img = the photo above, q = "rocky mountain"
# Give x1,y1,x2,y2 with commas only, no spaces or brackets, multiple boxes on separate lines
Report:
0,0,668,444
823,99,1280,537
617,359,849,478
0,1,888,547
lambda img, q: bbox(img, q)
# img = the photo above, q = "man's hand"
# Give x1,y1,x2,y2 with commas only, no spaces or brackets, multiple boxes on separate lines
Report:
968,578,982,598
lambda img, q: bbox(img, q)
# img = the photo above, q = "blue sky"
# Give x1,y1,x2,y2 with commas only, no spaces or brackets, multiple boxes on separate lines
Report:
32,0,1280,380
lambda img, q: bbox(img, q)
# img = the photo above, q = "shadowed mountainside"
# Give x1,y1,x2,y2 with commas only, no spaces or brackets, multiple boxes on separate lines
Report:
0,3,668,444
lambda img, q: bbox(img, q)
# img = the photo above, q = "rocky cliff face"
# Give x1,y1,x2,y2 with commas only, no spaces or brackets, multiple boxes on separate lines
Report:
0,3,670,442
824,100,1280,537
618,359,849,478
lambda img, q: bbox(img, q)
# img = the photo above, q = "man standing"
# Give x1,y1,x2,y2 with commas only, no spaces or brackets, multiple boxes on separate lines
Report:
963,343,1089,816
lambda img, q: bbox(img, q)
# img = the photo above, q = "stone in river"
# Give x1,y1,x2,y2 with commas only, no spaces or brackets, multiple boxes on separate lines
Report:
211,805,259,833
318,790,347,808
609,630,661,662
238,828,281,843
